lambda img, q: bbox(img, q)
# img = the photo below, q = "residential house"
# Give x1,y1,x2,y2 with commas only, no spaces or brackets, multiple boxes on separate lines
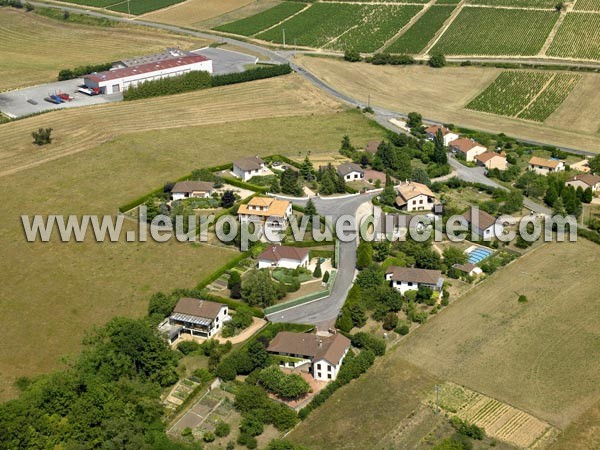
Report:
462,207,504,239
452,263,483,277
365,140,382,154
267,331,351,381
258,245,309,269
570,159,590,173
375,213,426,242
395,181,436,212
385,266,444,295
171,181,214,200
166,298,229,342
233,156,267,181
449,138,487,162
337,162,364,182
528,156,565,175
238,196,292,234
425,125,459,146
475,152,508,171
565,173,600,193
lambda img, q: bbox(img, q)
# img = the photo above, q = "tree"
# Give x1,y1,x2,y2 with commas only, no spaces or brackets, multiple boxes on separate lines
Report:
322,271,330,283
242,269,282,307
555,1,564,11
411,167,431,186
589,154,600,174
258,366,311,400
407,112,422,129
443,246,467,267
382,312,398,331
544,184,559,206
313,260,322,278
32,127,53,145
429,53,446,68
304,198,317,221
340,135,353,153
270,176,281,193
300,156,315,181
553,197,567,216
247,340,269,369
280,168,302,196
583,187,593,203
221,190,236,208
432,129,448,164
215,421,231,437
344,49,361,62
356,241,373,269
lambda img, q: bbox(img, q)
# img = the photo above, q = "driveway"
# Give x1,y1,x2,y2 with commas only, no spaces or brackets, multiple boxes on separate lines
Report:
191,47,258,75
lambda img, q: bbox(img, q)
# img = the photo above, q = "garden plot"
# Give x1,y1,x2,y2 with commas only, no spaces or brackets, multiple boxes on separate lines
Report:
213,2,307,36
386,5,456,54
432,7,558,55
430,383,558,449
326,4,422,53
546,13,600,60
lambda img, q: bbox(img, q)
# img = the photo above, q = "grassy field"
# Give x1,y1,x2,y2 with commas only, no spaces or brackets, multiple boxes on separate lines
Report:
0,75,386,401
546,13,600,60
549,398,600,449
213,1,306,36
294,55,600,152
386,5,456,54
0,75,342,178
395,240,600,429
0,9,207,92
432,7,558,55
466,71,581,122
142,0,254,25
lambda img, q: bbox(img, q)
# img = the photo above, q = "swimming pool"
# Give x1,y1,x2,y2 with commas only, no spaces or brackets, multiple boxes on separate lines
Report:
466,247,492,264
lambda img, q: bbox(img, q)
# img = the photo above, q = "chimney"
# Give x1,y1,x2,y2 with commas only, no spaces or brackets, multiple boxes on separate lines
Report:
318,339,322,348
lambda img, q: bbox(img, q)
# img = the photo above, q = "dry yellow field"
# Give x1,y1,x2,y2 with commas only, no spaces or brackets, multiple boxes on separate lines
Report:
395,240,600,429
0,74,341,178
550,398,600,450
295,56,600,153
0,9,208,92
141,0,255,26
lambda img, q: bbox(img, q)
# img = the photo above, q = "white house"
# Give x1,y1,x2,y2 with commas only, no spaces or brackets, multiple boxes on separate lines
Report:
238,196,292,235
565,173,600,193
83,54,212,95
258,245,309,269
385,267,444,295
528,156,565,175
165,298,229,343
171,181,214,200
449,138,487,162
395,181,437,212
337,162,364,182
233,156,267,181
267,331,351,382
425,125,459,146
462,207,504,240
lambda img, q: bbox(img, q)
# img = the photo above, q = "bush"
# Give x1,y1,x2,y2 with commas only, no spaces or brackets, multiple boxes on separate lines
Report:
203,431,216,442
258,366,310,400
238,433,258,449
322,271,330,283
240,414,264,437
518,294,528,303
57,62,112,81
177,340,201,355
215,421,231,438
429,53,446,68
450,416,485,440
344,49,361,62
32,127,52,145
382,312,398,331
395,322,410,335
350,332,386,356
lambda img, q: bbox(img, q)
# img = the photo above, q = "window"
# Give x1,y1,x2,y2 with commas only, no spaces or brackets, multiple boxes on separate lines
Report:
317,372,321,378
328,374,332,379
316,363,321,370
328,365,332,372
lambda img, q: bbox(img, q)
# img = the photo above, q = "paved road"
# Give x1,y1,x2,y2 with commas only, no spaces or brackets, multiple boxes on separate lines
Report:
267,193,376,329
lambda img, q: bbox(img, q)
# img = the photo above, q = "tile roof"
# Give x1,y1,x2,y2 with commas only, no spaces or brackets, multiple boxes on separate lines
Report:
450,137,485,153
258,245,309,262
462,207,497,231
386,266,443,285
234,156,265,172
84,55,209,83
528,156,561,169
172,181,214,194
425,125,455,136
267,332,351,366
396,181,435,202
238,197,290,218
475,152,505,163
566,173,600,187
337,162,364,176
172,297,225,320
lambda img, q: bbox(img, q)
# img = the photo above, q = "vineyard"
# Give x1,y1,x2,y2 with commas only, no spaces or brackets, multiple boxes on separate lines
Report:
546,13,600,60
430,383,557,449
432,7,558,55
573,0,600,10
466,71,581,122
327,5,422,53
386,5,456,54
107,0,186,15
470,0,557,7
213,2,307,36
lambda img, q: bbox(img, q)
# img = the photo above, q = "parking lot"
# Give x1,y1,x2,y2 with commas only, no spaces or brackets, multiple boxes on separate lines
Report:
0,48,259,119
0,78,122,119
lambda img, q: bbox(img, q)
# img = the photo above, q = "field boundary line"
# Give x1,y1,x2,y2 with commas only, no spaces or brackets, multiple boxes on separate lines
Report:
377,1,430,53
514,73,556,117
538,3,570,56
253,2,313,36
137,0,197,18
422,0,466,55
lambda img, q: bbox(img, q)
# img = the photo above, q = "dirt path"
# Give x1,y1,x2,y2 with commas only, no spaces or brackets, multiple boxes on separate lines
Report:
422,0,466,56
253,2,312,36
376,0,434,53
539,4,570,56
515,73,556,117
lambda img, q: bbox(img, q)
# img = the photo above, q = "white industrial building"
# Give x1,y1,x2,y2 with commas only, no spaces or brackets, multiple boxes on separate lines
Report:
83,54,212,95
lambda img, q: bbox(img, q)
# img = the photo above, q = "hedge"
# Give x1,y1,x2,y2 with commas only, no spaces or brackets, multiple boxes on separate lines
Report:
123,64,292,101
309,249,334,259
58,63,112,81
285,240,334,248
578,228,600,246
196,251,250,289
264,154,302,169
221,176,269,193
203,293,264,318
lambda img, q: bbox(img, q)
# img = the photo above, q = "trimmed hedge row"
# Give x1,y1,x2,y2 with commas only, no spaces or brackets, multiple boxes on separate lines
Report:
196,251,250,289
123,64,292,101
579,228,600,246
309,249,334,259
203,293,264,318
221,176,269,194
264,154,303,169
58,63,112,81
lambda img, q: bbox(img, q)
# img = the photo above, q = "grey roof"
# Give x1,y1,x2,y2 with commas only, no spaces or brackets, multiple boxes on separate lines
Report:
170,313,212,327
114,48,192,68
337,162,364,177
172,297,225,320
386,266,442,285
234,156,265,172
267,332,351,366
172,181,214,194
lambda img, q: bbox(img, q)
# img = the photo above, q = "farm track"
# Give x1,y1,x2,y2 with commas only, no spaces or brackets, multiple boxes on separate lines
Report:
376,0,433,53
421,0,465,55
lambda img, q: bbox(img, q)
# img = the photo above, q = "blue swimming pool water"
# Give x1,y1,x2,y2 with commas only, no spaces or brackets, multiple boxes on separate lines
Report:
467,248,492,264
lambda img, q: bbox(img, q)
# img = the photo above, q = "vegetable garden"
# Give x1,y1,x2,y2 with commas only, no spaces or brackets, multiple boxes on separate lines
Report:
386,5,456,54
466,71,581,123
432,7,558,55
546,13,600,60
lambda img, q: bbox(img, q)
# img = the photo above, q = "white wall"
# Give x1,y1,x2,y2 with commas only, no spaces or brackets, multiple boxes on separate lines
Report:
405,194,435,212
344,171,364,182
